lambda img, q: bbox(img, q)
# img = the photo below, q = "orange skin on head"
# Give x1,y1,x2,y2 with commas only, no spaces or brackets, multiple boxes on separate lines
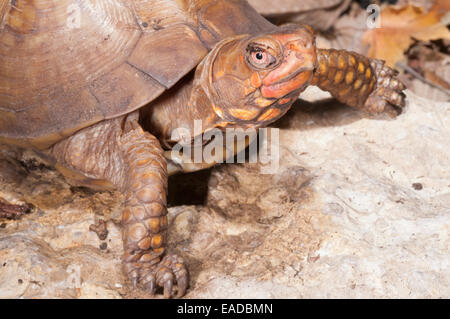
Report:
208,25,317,125
260,32,316,99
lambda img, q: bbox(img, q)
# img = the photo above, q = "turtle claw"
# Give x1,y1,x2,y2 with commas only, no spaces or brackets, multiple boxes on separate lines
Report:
126,254,188,298
364,60,407,117
155,254,188,298
129,269,139,288
163,277,173,299
175,267,189,298
148,281,156,296
141,271,156,295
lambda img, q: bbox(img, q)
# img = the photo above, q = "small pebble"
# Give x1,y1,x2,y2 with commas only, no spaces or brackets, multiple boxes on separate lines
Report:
99,242,107,250
412,183,423,190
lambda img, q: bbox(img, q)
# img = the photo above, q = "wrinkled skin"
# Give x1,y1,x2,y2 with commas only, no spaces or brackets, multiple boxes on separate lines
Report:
1,25,406,298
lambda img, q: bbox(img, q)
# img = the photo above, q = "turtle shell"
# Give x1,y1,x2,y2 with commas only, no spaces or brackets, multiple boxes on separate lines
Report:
247,0,343,16
0,0,273,149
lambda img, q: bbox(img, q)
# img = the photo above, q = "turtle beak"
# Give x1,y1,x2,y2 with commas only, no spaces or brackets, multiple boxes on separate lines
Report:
260,27,316,99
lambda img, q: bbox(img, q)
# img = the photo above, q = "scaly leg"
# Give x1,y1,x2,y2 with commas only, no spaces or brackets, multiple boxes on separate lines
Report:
49,114,188,298
311,49,406,117
120,124,188,298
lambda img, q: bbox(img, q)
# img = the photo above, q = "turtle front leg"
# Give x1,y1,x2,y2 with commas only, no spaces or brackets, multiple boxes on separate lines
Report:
49,116,188,298
311,49,406,117
119,127,188,298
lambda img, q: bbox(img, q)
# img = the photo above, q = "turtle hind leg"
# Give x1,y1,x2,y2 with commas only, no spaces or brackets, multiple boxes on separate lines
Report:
0,198,33,220
120,127,188,298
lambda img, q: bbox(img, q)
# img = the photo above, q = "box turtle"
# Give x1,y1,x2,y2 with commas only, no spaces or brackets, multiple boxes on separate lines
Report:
0,0,405,298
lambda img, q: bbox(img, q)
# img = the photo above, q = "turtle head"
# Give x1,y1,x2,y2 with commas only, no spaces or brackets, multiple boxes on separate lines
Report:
201,24,317,127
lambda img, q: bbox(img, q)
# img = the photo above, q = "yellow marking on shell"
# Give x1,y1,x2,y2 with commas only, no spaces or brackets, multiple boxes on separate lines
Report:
349,55,357,67
365,68,372,79
229,108,259,120
358,62,365,74
337,55,347,69
345,71,355,84
353,79,363,90
334,71,344,84
255,97,274,108
258,108,281,122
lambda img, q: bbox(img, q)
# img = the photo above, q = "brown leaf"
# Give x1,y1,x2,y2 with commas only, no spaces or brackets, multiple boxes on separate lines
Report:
362,2,450,67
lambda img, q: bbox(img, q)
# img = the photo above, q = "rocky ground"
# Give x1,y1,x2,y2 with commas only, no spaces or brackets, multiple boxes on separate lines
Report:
0,89,448,298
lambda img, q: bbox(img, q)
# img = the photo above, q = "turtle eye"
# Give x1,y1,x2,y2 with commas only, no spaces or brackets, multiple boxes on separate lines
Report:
247,48,276,69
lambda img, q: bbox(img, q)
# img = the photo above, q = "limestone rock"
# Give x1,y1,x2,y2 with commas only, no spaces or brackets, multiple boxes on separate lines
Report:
0,90,448,298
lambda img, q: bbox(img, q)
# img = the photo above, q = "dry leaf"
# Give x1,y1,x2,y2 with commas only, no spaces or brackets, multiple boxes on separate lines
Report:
362,2,450,67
